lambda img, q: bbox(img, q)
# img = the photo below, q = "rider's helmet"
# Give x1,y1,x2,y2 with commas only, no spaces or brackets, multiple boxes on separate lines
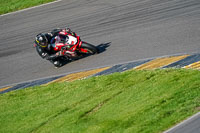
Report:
35,33,48,47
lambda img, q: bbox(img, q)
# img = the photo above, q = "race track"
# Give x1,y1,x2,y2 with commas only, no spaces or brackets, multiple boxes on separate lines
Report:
0,0,200,87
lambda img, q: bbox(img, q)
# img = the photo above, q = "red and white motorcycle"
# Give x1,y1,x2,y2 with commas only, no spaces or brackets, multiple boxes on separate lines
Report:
51,30,98,60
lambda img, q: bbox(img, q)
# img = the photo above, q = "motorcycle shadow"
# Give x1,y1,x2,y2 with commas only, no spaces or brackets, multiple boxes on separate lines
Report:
59,42,111,67
96,42,111,54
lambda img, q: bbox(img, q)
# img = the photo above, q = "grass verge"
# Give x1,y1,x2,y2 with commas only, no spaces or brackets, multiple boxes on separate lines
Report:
0,0,56,15
0,69,200,133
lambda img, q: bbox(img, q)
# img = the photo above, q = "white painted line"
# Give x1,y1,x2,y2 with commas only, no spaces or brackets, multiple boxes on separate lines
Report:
0,0,62,17
163,112,200,133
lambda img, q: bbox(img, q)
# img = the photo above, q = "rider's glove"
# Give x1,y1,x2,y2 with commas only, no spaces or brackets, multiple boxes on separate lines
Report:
56,51,63,56
71,32,76,37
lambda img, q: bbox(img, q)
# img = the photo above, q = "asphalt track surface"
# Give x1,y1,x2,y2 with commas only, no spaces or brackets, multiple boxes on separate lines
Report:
0,0,200,88
0,1,200,132
164,112,200,133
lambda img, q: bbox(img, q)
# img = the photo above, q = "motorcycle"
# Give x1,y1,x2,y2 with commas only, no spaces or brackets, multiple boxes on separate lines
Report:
50,31,98,62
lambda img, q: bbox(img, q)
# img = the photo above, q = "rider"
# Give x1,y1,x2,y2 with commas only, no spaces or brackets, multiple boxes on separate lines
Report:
34,27,76,67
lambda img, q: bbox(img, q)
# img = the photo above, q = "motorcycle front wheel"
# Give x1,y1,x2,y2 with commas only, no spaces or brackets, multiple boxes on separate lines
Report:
79,42,98,55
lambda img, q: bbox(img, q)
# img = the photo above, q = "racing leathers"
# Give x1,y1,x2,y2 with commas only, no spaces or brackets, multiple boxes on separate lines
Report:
35,28,75,67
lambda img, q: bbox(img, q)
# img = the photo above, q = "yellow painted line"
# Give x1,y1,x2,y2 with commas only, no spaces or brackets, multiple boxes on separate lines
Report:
0,86,12,92
135,55,189,70
184,61,200,69
44,67,110,85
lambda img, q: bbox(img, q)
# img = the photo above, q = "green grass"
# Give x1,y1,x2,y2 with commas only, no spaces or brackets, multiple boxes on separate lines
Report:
0,69,200,133
0,0,55,15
